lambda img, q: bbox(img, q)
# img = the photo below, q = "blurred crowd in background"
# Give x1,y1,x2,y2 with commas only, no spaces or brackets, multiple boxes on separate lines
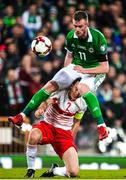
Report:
0,0,126,155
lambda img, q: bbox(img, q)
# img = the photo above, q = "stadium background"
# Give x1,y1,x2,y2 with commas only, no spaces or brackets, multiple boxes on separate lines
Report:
0,0,126,170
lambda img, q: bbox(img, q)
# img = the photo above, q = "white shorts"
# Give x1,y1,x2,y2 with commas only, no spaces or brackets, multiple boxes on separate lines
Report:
52,64,105,92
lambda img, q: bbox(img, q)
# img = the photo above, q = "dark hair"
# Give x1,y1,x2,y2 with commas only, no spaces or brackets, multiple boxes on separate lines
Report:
73,11,88,21
71,77,81,86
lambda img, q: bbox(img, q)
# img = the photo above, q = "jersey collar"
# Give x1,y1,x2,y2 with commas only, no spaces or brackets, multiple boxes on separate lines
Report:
73,27,93,42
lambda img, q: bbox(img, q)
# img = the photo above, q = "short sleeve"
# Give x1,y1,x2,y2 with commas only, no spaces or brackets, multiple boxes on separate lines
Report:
97,33,107,55
64,32,73,53
75,97,87,114
50,91,61,99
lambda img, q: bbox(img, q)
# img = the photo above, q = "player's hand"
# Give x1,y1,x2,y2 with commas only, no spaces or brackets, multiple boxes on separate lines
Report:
74,65,85,73
35,109,44,118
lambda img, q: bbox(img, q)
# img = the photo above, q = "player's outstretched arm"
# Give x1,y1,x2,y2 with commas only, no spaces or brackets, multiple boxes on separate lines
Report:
64,51,73,67
72,119,80,140
74,61,109,74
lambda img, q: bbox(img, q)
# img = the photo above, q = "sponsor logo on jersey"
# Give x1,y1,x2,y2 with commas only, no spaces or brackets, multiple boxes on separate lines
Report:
77,45,87,50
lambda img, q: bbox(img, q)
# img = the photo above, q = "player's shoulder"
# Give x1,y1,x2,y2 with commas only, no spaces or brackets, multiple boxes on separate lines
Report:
66,29,75,39
51,89,63,96
57,89,67,97
51,90,67,100
90,27,106,39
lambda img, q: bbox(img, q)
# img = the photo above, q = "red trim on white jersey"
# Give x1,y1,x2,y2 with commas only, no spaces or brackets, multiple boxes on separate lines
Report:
52,103,75,116
44,104,74,130
43,90,87,130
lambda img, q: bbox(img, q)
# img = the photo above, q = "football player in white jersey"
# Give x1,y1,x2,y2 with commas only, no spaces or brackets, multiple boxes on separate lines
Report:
25,78,87,178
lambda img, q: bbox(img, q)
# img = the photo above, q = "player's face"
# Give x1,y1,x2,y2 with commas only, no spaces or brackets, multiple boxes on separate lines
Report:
73,19,88,39
69,82,80,101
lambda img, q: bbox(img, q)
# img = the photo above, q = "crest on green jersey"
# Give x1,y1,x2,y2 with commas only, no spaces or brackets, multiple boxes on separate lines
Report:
89,47,94,53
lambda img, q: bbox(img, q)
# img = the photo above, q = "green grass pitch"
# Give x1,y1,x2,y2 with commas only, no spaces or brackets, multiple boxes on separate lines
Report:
0,168,126,179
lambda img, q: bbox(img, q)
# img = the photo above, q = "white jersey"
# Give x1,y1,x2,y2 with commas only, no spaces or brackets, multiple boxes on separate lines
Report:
44,90,87,130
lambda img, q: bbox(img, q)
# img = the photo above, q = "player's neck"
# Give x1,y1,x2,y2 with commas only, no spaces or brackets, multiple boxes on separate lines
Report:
80,33,88,40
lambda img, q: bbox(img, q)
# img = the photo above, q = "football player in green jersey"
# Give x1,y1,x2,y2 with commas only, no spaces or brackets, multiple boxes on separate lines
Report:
8,11,109,140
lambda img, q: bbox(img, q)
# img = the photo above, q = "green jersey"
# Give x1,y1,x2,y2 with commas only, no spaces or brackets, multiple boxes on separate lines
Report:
65,27,108,68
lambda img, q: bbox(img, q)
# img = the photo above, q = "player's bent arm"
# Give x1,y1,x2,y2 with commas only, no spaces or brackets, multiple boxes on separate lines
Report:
64,51,73,67
74,61,109,74
72,111,84,139
35,98,54,118
72,119,81,140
